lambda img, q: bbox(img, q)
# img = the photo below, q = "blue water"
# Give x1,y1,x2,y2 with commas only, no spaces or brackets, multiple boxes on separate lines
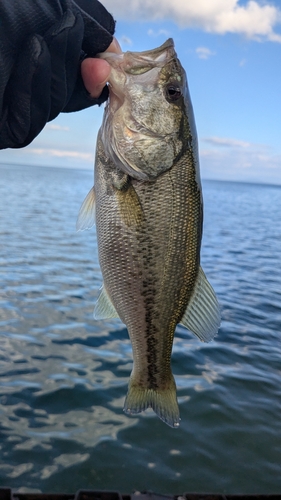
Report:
0,163,281,494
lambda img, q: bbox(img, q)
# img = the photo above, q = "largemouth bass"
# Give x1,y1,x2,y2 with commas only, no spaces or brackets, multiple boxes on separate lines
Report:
77,39,220,428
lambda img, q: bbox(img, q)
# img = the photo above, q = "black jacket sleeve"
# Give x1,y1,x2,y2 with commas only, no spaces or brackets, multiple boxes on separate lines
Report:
0,0,115,149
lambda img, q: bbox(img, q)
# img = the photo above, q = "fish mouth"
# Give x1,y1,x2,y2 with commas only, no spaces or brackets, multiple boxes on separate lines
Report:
124,38,175,60
98,38,176,75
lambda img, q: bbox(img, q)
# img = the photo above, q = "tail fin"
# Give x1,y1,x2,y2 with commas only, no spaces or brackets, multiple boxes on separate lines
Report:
123,375,180,428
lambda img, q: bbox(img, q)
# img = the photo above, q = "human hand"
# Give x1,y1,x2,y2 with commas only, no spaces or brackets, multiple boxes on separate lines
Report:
81,38,122,98
0,0,115,150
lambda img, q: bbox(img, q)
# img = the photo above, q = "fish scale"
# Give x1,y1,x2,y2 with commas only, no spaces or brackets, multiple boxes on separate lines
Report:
95,139,201,422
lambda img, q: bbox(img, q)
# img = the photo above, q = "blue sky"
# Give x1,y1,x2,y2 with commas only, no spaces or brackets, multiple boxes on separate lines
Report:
1,0,281,184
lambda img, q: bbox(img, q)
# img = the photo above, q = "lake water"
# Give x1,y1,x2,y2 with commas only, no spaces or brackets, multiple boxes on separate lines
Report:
0,163,281,494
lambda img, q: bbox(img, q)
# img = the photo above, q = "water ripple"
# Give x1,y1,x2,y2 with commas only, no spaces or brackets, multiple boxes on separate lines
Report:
0,167,281,492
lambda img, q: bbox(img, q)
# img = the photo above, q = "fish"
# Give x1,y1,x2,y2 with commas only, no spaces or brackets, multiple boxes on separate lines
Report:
77,39,220,428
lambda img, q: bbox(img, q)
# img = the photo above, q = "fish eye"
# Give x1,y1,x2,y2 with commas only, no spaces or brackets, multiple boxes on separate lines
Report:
165,84,182,102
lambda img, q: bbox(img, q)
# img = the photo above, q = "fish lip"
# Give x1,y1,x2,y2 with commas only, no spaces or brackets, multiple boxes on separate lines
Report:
124,38,175,60
98,38,176,72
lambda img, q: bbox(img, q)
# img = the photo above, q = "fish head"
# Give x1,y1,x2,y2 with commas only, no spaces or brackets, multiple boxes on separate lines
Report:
99,39,198,181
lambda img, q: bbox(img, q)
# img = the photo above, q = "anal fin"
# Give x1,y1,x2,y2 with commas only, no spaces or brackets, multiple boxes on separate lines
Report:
180,266,220,342
94,285,119,320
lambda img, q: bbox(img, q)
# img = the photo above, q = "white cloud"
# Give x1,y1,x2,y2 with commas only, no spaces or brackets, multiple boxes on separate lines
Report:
148,28,171,37
28,148,93,162
204,136,250,148
45,124,70,131
103,0,281,42
119,35,132,46
196,47,216,59
199,137,281,183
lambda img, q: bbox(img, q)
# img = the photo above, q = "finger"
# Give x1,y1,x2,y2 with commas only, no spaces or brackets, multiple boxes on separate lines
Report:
45,9,84,120
76,0,115,56
74,0,115,36
80,37,122,98
81,58,111,98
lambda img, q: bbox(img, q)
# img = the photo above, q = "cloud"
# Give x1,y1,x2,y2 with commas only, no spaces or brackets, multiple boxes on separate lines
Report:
196,47,216,59
28,148,93,162
148,28,171,37
204,136,251,148
102,0,281,42
45,124,70,131
199,136,281,183
119,35,132,46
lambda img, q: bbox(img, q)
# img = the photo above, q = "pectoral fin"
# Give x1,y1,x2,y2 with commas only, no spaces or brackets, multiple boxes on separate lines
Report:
115,181,144,228
76,187,96,231
94,285,119,320
180,267,220,342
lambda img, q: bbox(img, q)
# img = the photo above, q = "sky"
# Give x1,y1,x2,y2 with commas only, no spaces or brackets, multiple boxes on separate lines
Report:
1,0,281,184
